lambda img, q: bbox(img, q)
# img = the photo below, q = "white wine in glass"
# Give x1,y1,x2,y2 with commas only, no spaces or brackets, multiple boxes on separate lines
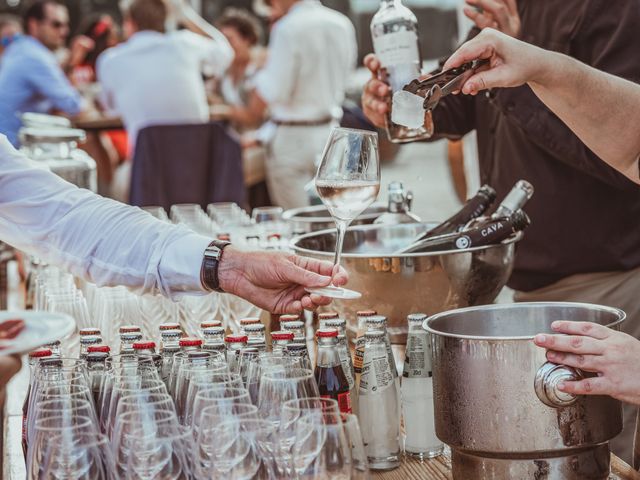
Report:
307,127,381,299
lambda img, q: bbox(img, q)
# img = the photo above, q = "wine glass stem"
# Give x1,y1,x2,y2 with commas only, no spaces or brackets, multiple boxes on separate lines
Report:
334,219,349,268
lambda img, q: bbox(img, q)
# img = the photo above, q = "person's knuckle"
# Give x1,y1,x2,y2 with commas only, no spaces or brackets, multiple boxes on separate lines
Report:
580,323,593,334
576,354,585,366
582,379,593,393
570,336,583,349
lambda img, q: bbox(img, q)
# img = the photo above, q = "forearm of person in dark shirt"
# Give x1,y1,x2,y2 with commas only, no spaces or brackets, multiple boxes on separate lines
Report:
444,29,640,185
491,0,640,188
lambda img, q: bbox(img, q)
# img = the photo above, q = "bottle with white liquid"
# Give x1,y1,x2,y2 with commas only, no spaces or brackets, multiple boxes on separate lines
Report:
401,313,443,458
371,0,433,143
359,330,401,470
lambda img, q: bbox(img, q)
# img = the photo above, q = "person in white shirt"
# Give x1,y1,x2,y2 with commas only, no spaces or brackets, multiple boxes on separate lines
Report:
97,0,234,149
0,134,346,313
234,0,357,209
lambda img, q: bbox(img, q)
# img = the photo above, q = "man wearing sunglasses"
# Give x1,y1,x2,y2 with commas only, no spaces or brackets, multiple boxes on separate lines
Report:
0,1,85,147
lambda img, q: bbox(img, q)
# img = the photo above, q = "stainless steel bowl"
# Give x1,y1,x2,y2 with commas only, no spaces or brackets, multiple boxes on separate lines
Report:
292,223,521,342
283,203,387,234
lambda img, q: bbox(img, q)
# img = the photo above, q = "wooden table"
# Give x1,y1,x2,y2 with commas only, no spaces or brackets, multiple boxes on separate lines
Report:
370,451,640,479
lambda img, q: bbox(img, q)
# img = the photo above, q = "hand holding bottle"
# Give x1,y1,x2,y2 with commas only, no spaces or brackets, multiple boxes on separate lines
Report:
362,54,391,129
463,0,521,39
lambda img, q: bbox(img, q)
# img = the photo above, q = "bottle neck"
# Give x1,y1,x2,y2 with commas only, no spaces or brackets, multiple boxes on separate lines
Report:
316,341,341,367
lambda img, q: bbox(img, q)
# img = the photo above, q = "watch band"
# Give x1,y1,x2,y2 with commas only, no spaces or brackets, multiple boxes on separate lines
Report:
200,240,231,292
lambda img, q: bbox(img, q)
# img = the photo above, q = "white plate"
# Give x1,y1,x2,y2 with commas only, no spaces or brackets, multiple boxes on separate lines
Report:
0,311,76,356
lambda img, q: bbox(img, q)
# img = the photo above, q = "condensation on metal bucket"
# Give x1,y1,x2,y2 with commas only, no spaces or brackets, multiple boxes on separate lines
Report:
424,302,626,480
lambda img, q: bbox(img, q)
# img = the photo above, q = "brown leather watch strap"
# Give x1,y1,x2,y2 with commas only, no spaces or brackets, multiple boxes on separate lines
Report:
200,240,231,292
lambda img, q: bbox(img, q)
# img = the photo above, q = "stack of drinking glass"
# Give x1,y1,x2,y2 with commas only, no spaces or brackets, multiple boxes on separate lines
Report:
24,347,369,479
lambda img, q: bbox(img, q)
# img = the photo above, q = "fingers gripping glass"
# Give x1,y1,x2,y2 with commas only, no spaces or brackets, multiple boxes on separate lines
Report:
306,128,380,300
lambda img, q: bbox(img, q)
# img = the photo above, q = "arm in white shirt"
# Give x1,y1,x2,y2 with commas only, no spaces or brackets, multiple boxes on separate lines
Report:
0,136,210,299
253,25,298,106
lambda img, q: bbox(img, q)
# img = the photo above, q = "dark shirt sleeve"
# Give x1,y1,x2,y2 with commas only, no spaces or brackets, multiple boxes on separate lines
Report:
488,0,640,191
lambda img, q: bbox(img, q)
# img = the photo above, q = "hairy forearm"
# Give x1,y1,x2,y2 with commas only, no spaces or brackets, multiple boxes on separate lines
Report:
529,52,640,183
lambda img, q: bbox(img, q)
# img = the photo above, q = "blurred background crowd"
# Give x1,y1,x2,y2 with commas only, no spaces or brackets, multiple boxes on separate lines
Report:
0,0,466,212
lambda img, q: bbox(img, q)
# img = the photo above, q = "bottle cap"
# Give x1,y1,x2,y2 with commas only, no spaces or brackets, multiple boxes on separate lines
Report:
29,348,53,358
43,340,61,348
161,330,182,340
187,350,210,360
79,328,101,336
80,335,102,345
203,326,225,336
225,335,248,343
324,319,346,329
87,352,109,362
119,325,141,334
407,313,428,323
271,331,294,341
318,312,339,320
281,321,304,330
479,184,497,201
179,337,203,347
120,332,143,342
316,328,339,338
202,343,225,351
356,310,377,317
159,323,181,331
365,330,385,339
239,318,261,326
200,320,223,329
366,315,387,327
162,345,180,353
133,341,156,350
244,323,265,332
240,346,260,354
88,345,110,353
285,343,307,352
279,314,300,323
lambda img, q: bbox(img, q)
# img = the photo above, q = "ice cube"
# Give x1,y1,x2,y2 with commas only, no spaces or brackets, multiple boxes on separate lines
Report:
391,91,425,129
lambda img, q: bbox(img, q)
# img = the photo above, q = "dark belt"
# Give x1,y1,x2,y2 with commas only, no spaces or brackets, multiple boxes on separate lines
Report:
273,117,334,127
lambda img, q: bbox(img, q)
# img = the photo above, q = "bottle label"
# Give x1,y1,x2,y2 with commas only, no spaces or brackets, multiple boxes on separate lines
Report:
360,349,395,393
402,332,432,378
373,30,419,68
338,347,355,390
353,337,365,374
321,392,352,414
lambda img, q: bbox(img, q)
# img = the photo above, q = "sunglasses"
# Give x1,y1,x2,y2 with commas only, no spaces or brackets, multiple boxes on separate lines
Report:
44,19,69,29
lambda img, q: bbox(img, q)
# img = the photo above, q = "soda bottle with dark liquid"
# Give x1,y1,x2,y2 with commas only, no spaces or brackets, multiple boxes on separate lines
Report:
314,328,352,414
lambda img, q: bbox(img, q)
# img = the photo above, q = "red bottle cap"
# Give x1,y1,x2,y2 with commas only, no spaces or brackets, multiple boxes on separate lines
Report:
88,345,110,353
279,314,300,323
179,337,203,347
356,310,377,317
239,318,260,326
200,320,222,329
271,331,294,341
29,348,53,358
133,341,156,350
318,312,339,320
119,325,141,334
159,323,181,331
225,335,248,343
79,328,101,336
316,328,339,338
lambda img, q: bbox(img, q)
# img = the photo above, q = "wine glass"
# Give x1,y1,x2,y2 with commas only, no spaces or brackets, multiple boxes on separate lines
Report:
306,127,380,299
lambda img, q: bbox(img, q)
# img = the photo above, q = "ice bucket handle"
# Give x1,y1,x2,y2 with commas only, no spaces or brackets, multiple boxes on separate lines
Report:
534,362,583,408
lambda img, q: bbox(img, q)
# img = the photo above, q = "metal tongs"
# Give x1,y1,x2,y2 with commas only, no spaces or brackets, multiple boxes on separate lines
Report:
402,58,490,112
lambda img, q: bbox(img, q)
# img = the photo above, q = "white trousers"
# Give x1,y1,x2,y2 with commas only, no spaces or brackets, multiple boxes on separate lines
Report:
266,123,335,210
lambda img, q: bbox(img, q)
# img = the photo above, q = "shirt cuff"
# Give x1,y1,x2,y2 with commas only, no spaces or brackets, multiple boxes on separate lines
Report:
157,232,212,297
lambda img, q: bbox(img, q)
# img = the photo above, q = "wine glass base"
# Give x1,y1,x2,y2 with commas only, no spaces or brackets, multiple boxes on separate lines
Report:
305,286,362,300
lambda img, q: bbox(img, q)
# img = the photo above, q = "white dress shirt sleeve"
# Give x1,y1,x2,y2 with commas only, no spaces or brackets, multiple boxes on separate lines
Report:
253,24,298,105
0,136,211,299
174,30,233,79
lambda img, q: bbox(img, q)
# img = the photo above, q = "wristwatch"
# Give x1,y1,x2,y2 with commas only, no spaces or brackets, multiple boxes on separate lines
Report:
200,240,231,292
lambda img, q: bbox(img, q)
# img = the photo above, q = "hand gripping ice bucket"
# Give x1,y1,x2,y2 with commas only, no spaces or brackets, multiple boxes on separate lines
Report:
423,302,625,479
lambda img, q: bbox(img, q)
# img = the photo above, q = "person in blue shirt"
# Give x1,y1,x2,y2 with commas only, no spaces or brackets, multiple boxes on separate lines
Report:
0,1,84,146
